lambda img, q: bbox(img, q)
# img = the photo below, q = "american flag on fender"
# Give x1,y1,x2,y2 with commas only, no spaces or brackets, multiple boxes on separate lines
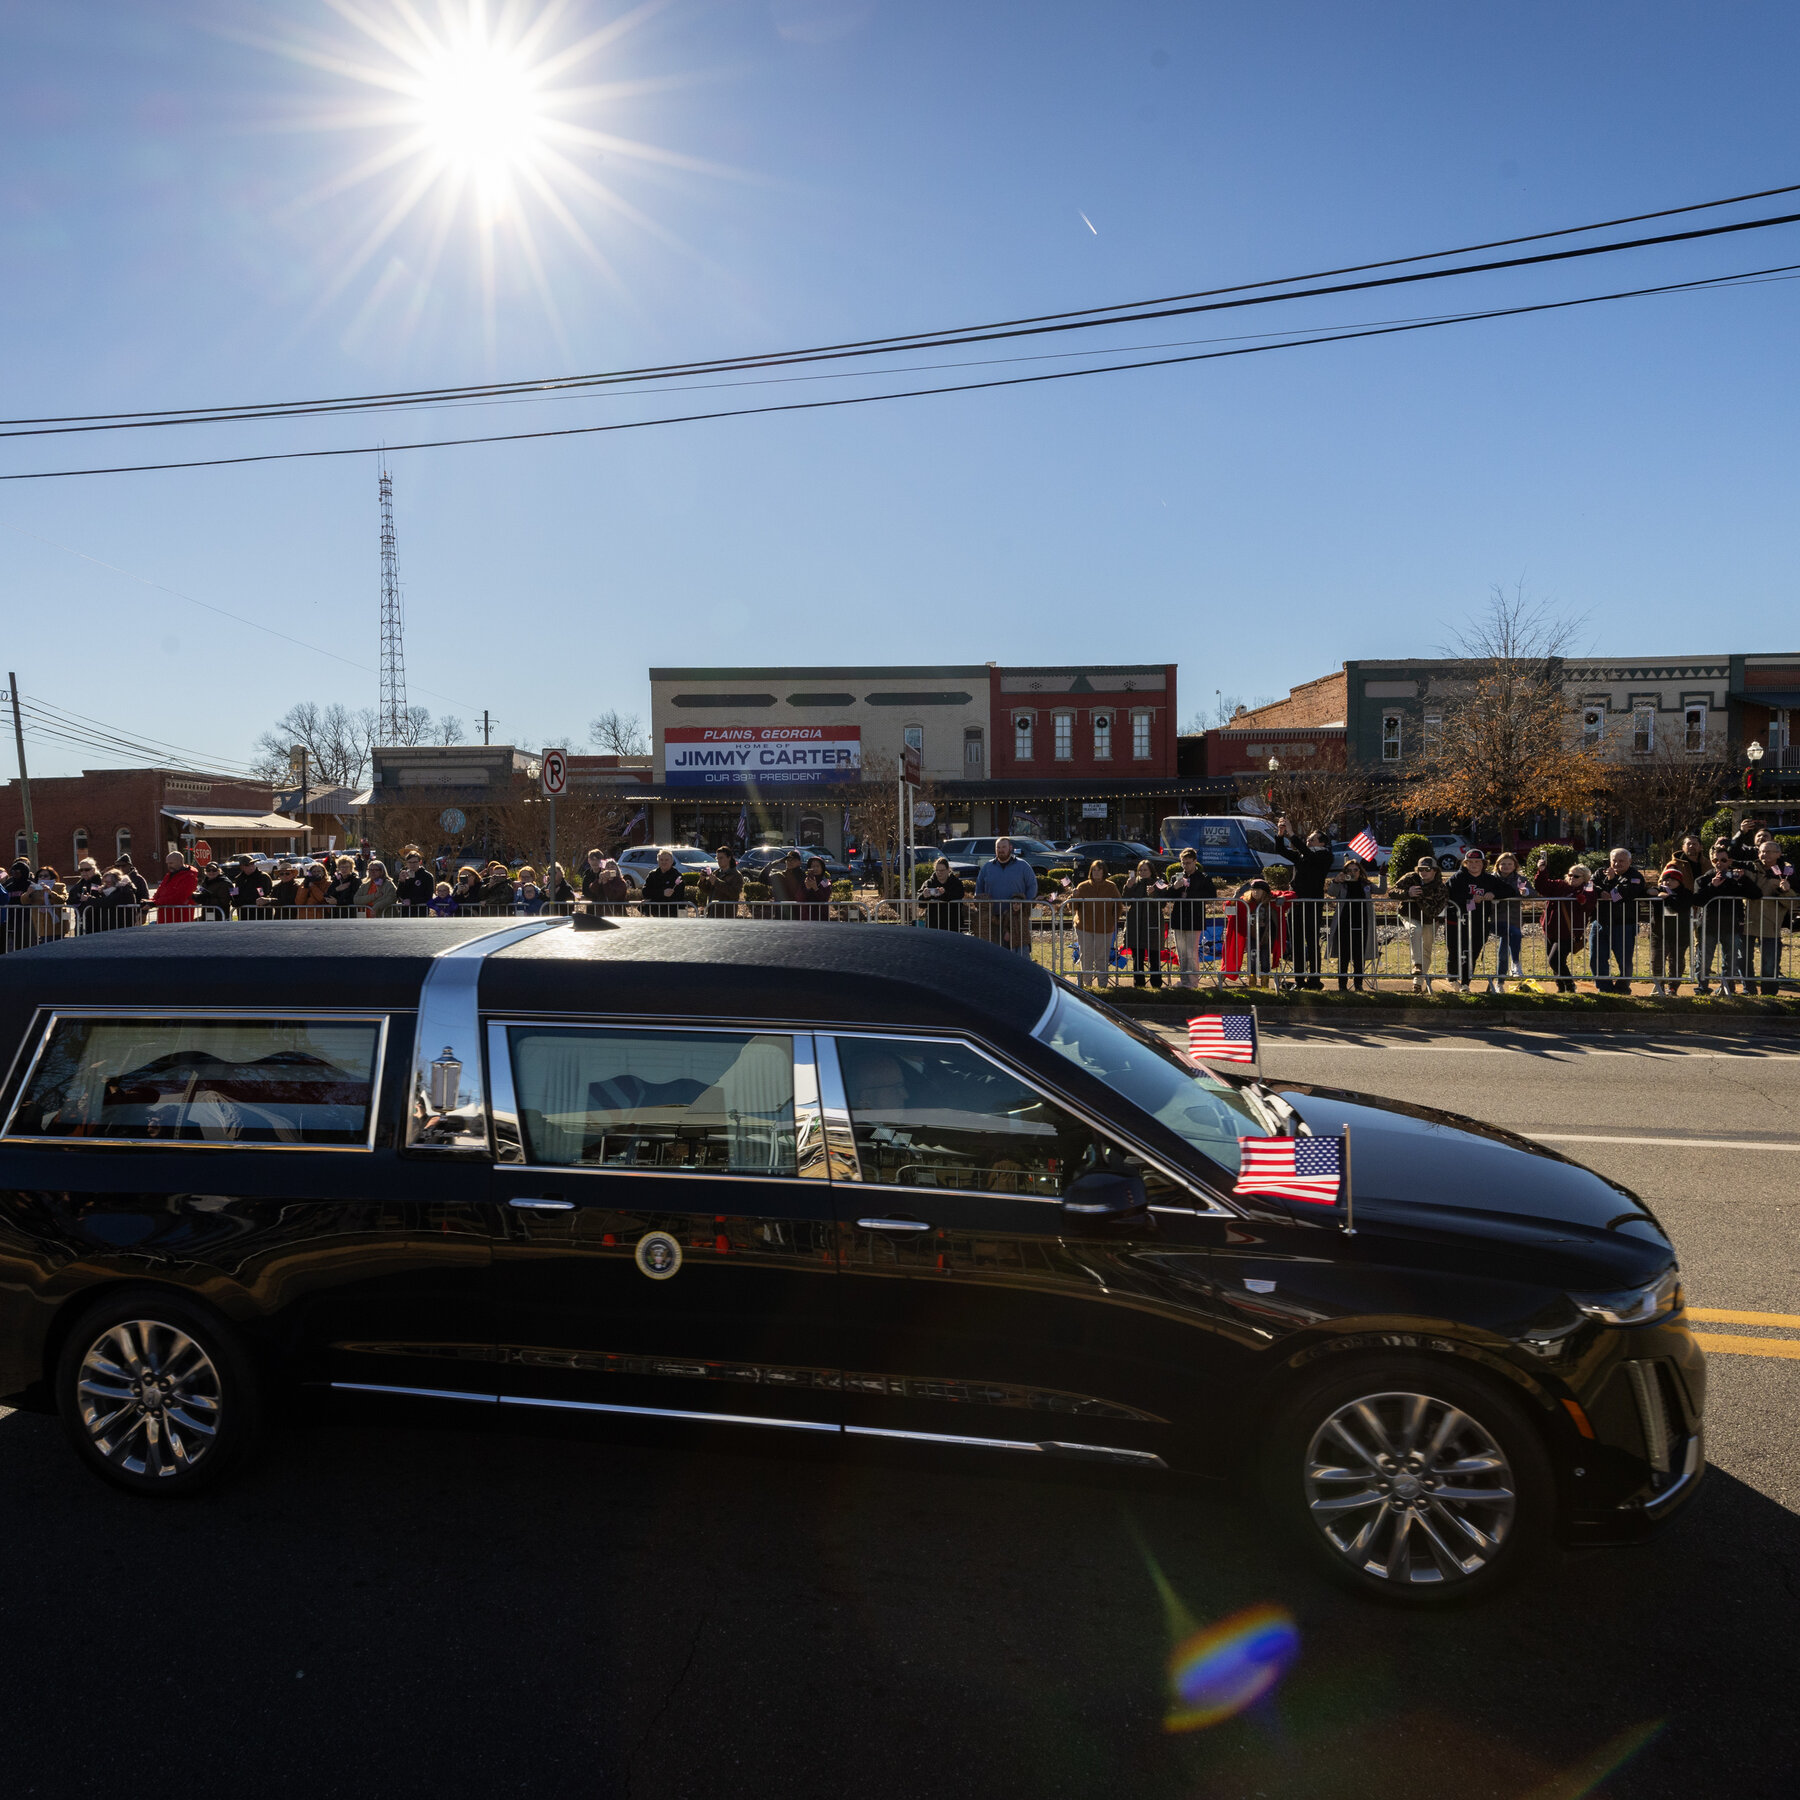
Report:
1188,1013,1258,1064
1348,829,1380,863
1235,1135,1344,1207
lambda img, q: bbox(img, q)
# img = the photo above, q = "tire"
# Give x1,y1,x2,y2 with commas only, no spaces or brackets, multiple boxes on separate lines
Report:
56,1291,263,1497
1437,854,1461,872
1260,1355,1555,1606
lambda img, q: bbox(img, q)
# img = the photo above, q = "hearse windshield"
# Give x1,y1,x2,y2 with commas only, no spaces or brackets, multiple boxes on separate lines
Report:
1034,986,1274,1172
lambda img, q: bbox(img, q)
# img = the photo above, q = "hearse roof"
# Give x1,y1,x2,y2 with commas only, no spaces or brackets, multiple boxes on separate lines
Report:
0,918,1054,1037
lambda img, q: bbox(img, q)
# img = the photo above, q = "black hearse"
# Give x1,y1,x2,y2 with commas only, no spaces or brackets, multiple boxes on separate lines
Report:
0,917,1702,1602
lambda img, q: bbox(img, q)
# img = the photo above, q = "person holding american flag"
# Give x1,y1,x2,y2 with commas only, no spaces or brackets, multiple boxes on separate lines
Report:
1325,848,1386,991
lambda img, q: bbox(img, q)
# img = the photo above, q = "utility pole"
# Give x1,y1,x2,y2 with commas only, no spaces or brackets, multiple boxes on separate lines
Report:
7,673,36,867
483,710,491,746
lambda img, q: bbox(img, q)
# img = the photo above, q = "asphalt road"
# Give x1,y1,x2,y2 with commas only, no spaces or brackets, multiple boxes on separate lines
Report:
2,1029,1796,1800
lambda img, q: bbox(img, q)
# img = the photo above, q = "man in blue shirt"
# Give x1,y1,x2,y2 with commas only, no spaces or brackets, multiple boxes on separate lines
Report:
974,837,1038,955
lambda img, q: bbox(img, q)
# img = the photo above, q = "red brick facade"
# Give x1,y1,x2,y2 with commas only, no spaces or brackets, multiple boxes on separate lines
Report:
1229,670,1347,732
987,664,1178,781
1204,725,1348,779
2,768,291,875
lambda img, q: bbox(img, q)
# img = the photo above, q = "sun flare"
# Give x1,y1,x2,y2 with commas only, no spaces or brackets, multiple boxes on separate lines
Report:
262,1,735,347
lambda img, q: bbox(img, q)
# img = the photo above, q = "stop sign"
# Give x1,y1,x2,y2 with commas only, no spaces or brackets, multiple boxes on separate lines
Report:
192,840,213,866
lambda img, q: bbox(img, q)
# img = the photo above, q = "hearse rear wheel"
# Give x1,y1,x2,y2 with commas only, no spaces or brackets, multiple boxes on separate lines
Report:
1262,1355,1555,1606
57,1291,263,1496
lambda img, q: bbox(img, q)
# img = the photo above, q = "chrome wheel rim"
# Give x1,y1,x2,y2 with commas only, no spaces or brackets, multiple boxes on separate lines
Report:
1304,1389,1516,1584
77,1320,222,1479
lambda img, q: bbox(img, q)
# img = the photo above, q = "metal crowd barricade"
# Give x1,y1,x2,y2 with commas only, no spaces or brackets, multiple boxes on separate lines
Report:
6,884,1794,991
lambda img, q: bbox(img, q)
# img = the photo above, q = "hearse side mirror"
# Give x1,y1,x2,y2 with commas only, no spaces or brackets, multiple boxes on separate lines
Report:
1062,1169,1149,1219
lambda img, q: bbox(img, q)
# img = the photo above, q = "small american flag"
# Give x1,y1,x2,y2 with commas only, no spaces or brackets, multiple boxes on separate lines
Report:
1188,1013,1258,1064
1236,1135,1343,1207
1348,830,1380,863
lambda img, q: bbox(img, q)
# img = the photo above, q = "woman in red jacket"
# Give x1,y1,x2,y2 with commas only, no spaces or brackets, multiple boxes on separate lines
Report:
1532,861,1598,992
1223,878,1288,987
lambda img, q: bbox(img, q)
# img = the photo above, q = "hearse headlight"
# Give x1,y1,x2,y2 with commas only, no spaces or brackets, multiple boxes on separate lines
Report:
1573,1267,1682,1327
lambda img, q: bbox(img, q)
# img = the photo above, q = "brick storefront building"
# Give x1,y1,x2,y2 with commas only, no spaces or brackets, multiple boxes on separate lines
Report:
2,768,299,874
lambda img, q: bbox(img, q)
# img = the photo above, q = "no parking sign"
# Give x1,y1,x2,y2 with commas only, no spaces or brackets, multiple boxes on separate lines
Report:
541,749,568,797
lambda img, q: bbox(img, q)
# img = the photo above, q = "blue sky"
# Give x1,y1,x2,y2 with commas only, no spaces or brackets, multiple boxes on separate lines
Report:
3,0,1798,777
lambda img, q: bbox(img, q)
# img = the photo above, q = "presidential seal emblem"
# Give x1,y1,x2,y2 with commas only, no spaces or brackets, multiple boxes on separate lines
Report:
635,1231,683,1281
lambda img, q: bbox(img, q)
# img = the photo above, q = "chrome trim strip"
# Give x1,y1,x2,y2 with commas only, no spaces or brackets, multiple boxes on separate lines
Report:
813,1033,861,1182
331,1381,495,1404
487,1020,523,1163
497,1395,840,1432
406,918,568,1153
1028,980,1060,1041
509,1197,575,1211
857,1217,932,1232
1643,1431,1704,1517
792,1033,829,1181
1,1010,391,1152
844,1424,1163,1465
825,1030,1230,1214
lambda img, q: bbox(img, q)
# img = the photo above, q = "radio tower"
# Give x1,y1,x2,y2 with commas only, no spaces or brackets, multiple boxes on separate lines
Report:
377,458,408,743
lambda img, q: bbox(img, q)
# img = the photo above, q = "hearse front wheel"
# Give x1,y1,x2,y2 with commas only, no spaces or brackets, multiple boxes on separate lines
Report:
1262,1355,1555,1605
56,1292,262,1496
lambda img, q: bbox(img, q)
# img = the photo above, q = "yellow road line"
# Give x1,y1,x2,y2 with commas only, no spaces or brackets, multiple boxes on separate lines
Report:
1692,1333,1800,1360
1689,1307,1800,1328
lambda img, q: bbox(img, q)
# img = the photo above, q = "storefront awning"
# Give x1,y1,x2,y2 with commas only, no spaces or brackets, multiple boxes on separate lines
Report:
161,809,302,836
1732,690,1800,710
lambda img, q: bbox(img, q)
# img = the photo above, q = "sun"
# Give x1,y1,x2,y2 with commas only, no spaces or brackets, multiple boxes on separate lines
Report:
411,38,546,191
256,1,735,350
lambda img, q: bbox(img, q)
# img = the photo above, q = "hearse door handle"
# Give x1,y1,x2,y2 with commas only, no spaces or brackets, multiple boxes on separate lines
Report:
857,1217,932,1232
510,1196,575,1211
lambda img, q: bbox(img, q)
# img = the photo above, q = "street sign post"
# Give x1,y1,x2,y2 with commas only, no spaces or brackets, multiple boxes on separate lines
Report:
541,750,568,894
192,840,212,866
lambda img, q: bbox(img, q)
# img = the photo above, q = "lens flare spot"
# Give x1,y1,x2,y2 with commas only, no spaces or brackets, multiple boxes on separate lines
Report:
1163,1604,1299,1733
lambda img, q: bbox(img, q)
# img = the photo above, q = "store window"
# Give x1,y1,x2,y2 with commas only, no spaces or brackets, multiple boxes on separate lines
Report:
904,724,923,760
1381,713,1402,763
1633,708,1655,755
1422,713,1442,756
1132,710,1152,760
1582,706,1605,748
115,828,132,863
1684,704,1707,752
1770,710,1790,754
1053,713,1073,760
72,828,89,864
1013,713,1034,761
964,727,984,770
13,830,28,861
1092,713,1112,760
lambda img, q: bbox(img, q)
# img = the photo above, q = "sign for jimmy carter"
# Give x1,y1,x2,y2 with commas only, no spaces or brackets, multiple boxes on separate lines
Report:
664,725,863,787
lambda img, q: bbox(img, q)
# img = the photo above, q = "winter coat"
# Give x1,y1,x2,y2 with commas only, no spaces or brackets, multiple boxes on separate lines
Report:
1067,876,1122,936
355,877,398,917
919,873,966,932
1164,865,1217,932
699,866,745,913
196,870,235,915
586,874,631,906
1274,837,1334,901
1118,875,1165,949
640,868,688,911
326,872,362,911
150,865,200,922
1533,874,1599,947
88,883,138,930
395,868,436,909
295,874,332,917
1590,866,1649,926
1692,867,1761,933
1223,893,1288,975
269,878,299,910
1748,867,1796,939
478,874,517,911
1394,870,1451,924
232,865,272,909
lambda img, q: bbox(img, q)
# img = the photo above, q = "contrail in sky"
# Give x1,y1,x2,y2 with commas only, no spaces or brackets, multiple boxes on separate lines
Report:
1079,211,1098,234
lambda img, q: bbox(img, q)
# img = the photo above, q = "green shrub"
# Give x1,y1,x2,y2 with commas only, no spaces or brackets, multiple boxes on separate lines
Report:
1528,843,1576,881
1164,862,1184,882
1263,862,1294,889
1390,832,1433,878
744,880,770,902
1700,805,1736,846
831,879,853,901
1777,835,1800,869
1045,866,1076,888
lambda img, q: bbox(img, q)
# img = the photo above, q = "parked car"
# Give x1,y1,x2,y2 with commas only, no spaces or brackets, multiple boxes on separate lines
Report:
614,845,717,890
738,845,851,882
1062,840,1162,878
1429,833,1480,872
0,918,1703,1602
935,837,1065,875
1158,815,1289,880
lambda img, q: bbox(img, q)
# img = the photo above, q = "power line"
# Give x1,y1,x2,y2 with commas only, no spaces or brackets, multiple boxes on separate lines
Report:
4,183,1800,436
17,697,261,776
4,260,1791,483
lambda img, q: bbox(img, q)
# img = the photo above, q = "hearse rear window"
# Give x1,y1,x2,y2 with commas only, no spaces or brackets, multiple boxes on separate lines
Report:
5,1017,384,1147
507,1027,796,1176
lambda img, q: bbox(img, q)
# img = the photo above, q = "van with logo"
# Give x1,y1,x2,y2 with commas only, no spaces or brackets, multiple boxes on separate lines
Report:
1158,816,1288,879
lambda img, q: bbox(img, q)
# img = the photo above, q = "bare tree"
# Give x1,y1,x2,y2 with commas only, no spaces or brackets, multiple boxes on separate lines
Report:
253,703,378,790
589,710,648,756
843,749,940,899
1604,742,1733,848
387,704,466,747
1237,752,1371,839
1399,581,1606,845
